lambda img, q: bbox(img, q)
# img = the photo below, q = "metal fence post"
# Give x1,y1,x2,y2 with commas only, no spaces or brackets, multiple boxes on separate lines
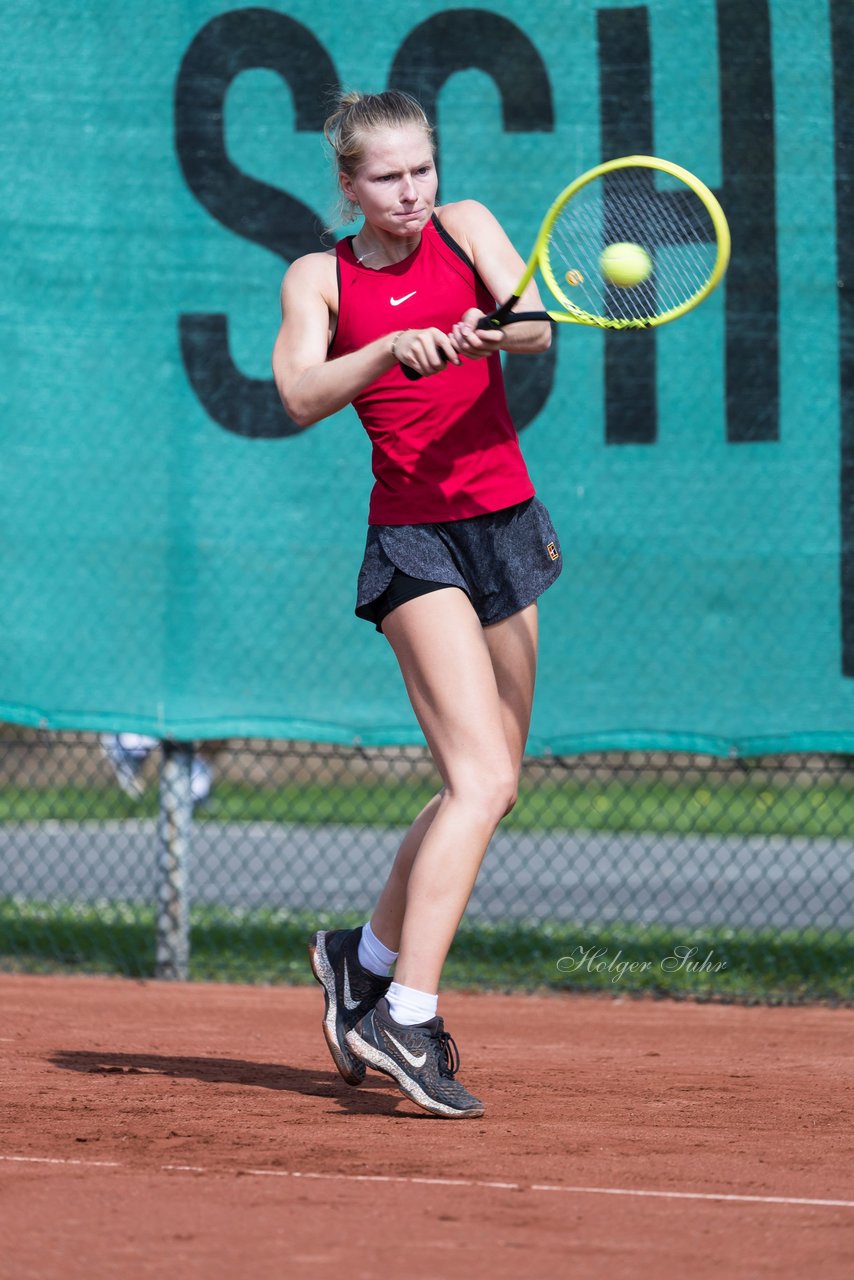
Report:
155,739,193,980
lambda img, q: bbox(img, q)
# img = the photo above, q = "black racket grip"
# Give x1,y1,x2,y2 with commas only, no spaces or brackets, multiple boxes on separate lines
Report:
399,306,548,379
476,295,520,329
399,351,447,382
476,309,551,328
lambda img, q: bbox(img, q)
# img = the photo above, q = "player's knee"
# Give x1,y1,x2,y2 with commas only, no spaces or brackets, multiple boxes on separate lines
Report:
501,783,519,817
480,767,518,822
496,771,518,818
448,766,516,824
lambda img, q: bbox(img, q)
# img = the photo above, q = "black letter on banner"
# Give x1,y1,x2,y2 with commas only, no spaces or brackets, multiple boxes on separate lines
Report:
717,0,779,443
832,0,854,675
597,6,656,446
389,10,556,431
175,8,338,438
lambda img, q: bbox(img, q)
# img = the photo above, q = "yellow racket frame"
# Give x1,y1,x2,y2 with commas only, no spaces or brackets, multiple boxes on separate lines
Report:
514,155,731,330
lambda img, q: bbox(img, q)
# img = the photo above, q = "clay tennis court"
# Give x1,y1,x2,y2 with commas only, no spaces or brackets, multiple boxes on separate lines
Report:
1,973,851,1277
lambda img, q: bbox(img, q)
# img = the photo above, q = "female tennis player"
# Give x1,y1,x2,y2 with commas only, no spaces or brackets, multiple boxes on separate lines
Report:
273,90,561,1119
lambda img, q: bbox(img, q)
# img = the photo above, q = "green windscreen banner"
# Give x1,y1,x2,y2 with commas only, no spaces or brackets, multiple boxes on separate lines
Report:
1,0,853,755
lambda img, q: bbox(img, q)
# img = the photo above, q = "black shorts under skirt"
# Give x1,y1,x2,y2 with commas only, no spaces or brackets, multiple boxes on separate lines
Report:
355,497,562,632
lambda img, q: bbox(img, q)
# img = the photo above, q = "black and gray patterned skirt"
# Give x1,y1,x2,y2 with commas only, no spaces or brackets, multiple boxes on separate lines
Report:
355,497,562,631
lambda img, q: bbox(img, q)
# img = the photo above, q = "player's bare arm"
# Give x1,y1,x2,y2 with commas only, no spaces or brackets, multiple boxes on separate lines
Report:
273,253,387,427
438,200,552,359
273,253,458,427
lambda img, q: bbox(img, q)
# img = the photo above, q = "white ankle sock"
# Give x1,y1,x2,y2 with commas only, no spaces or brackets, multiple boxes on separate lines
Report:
357,921,398,977
386,981,438,1026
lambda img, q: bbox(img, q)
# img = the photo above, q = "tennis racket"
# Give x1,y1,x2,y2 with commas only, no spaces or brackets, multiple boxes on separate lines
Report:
400,154,730,378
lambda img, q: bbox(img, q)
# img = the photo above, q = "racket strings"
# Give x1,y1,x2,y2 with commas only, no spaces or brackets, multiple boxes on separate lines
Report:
544,167,719,324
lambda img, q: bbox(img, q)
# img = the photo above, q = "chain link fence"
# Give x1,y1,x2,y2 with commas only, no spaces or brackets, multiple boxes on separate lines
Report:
1,726,851,1003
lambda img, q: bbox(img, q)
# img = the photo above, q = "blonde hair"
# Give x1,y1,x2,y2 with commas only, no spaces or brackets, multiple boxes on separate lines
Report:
323,90,434,228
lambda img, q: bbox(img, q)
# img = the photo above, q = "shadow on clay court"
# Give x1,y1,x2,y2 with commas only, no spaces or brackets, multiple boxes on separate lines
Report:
49,1049,425,1118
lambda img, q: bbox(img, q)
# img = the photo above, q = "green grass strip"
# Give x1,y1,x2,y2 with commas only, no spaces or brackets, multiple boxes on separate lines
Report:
3,777,854,836
1,900,850,1004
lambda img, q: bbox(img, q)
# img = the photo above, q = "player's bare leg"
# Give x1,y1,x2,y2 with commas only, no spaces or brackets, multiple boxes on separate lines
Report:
373,591,537,990
344,590,537,1116
369,598,538,970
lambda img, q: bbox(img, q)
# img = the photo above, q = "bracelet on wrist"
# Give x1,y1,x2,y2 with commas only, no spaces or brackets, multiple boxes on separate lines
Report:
390,330,409,362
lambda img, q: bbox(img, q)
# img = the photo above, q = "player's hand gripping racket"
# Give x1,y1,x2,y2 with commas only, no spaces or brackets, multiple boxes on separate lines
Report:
400,154,730,379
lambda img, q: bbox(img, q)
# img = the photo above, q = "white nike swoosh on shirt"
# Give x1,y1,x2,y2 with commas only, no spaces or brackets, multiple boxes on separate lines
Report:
390,292,417,306
342,959,361,1011
385,1029,427,1069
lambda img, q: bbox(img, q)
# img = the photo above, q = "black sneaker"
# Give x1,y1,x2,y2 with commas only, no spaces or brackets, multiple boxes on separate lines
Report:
308,928,392,1086
345,997,485,1119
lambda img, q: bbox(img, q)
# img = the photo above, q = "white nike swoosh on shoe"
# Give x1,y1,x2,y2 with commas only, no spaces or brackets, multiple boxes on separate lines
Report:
390,291,416,306
385,1029,427,1069
342,959,361,1012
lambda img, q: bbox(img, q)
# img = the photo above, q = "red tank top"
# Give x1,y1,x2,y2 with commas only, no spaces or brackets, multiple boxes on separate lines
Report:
330,215,535,525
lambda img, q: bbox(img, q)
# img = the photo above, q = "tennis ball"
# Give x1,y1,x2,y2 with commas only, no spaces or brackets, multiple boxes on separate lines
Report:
599,242,652,288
